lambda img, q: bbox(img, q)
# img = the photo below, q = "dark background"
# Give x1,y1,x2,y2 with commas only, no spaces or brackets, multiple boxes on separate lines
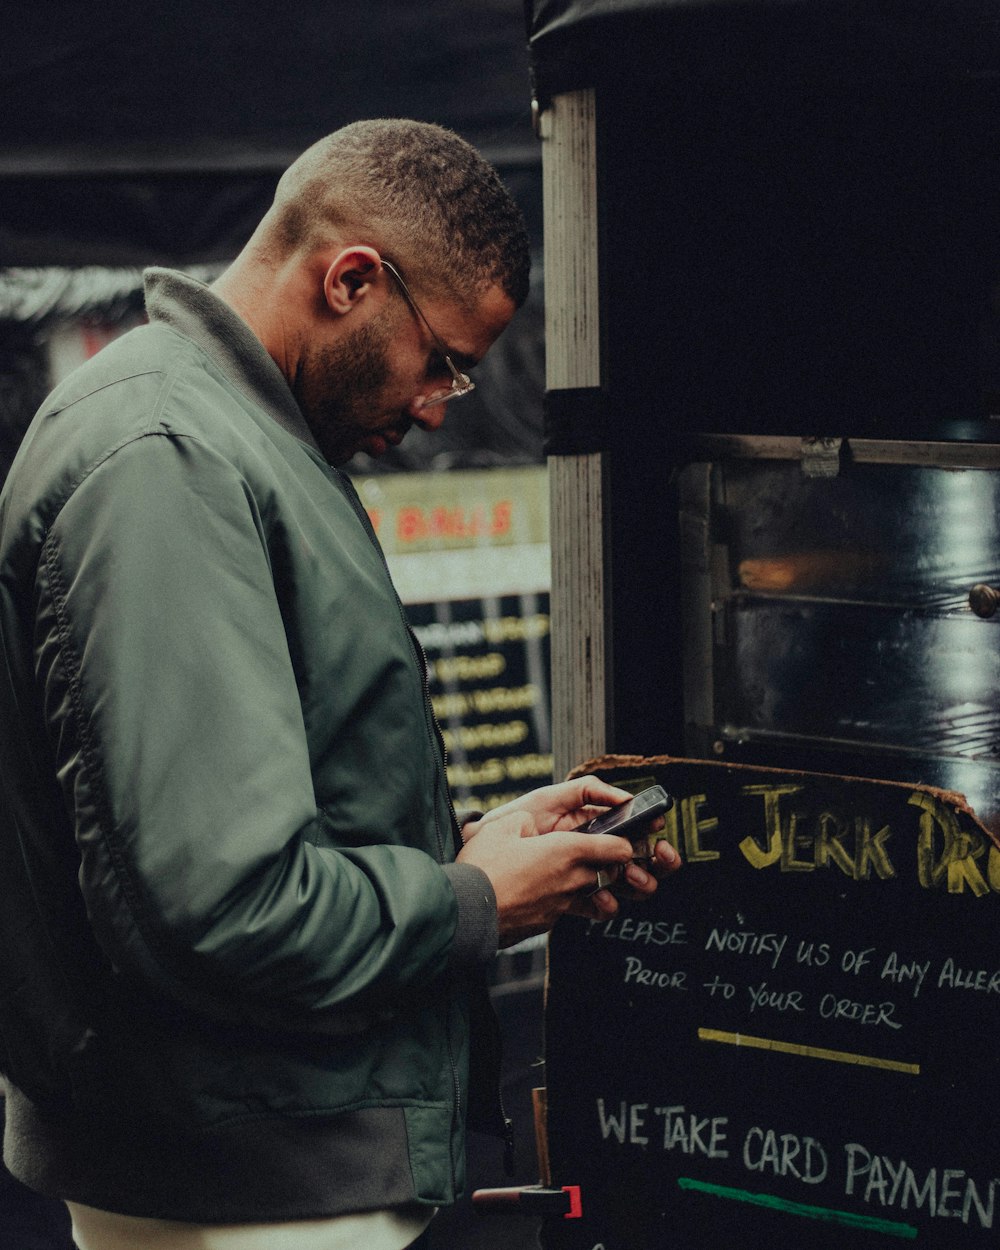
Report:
0,0,547,480
5,3,1000,1247
0,0,541,267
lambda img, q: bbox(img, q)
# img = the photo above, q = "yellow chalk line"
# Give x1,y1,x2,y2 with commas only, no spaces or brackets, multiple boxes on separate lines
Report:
698,1028,920,1075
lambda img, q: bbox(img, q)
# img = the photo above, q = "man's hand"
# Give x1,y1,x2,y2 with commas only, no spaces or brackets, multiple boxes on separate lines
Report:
457,776,681,948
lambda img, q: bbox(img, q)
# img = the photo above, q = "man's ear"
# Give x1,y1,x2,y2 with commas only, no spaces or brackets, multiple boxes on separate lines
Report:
322,246,384,316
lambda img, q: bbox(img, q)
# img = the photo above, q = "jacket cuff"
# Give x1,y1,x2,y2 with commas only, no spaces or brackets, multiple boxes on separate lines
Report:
442,863,498,965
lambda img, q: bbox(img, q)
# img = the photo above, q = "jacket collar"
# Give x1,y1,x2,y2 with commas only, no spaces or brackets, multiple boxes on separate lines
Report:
143,267,322,456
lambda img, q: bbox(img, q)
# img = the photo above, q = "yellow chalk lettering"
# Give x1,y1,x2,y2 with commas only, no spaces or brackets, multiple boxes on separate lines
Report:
470,684,538,714
432,652,507,684
780,807,814,873
855,818,896,881
445,758,506,788
681,794,720,863
481,614,550,643
815,811,856,877
910,791,990,896
430,691,470,718
504,753,554,782
739,785,802,869
440,720,529,753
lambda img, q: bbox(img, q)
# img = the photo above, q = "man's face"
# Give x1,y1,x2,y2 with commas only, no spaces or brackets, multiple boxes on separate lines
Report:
294,279,515,466
294,304,403,465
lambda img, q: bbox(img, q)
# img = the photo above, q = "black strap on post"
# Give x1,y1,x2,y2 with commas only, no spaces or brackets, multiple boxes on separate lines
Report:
544,387,608,456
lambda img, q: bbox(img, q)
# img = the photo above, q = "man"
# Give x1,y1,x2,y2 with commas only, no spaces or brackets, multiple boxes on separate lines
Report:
0,120,679,1249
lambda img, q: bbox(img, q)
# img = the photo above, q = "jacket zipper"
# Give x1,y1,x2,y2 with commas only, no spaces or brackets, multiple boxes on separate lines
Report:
333,469,468,1185
334,470,458,856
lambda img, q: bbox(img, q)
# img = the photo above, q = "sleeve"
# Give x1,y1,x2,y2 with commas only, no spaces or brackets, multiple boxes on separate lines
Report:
32,429,474,1034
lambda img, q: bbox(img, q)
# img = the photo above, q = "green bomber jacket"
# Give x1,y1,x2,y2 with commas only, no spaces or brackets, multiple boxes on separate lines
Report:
0,268,501,1221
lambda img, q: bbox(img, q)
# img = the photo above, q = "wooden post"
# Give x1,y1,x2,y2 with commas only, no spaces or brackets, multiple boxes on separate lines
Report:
540,89,608,781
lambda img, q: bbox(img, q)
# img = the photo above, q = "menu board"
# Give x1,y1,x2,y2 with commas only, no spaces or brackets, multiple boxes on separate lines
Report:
407,594,552,811
542,756,1000,1249
353,466,553,812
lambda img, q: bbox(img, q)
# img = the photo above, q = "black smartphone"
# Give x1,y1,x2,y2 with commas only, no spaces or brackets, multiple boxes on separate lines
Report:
576,784,673,838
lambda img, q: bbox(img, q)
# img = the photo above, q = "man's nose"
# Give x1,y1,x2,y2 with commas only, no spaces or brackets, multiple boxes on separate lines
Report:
410,400,448,431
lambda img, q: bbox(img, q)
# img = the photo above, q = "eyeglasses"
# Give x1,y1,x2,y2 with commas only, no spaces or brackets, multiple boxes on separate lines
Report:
381,259,476,410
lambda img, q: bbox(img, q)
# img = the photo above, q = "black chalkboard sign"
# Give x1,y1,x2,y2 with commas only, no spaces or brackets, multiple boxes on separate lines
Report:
542,756,1000,1249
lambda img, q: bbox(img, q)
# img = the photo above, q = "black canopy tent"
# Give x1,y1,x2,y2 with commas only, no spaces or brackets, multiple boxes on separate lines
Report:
527,0,1000,101
0,0,541,266
0,1,546,476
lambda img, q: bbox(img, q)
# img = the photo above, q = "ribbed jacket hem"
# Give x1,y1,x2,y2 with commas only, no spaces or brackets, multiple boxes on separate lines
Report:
4,1083,447,1222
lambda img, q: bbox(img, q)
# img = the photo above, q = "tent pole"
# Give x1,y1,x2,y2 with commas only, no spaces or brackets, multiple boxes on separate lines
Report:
540,90,608,781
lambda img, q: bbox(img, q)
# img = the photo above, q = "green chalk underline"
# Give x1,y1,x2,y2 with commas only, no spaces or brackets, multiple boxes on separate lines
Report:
678,1177,918,1240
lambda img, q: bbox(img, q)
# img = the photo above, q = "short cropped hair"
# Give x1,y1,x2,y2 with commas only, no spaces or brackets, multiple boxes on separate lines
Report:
269,119,531,309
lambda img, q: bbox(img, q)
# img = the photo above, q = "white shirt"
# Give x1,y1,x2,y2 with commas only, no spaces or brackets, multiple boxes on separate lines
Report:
67,1201,433,1250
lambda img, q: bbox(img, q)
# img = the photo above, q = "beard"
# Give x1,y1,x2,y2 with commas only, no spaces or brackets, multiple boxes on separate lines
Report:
293,307,405,465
